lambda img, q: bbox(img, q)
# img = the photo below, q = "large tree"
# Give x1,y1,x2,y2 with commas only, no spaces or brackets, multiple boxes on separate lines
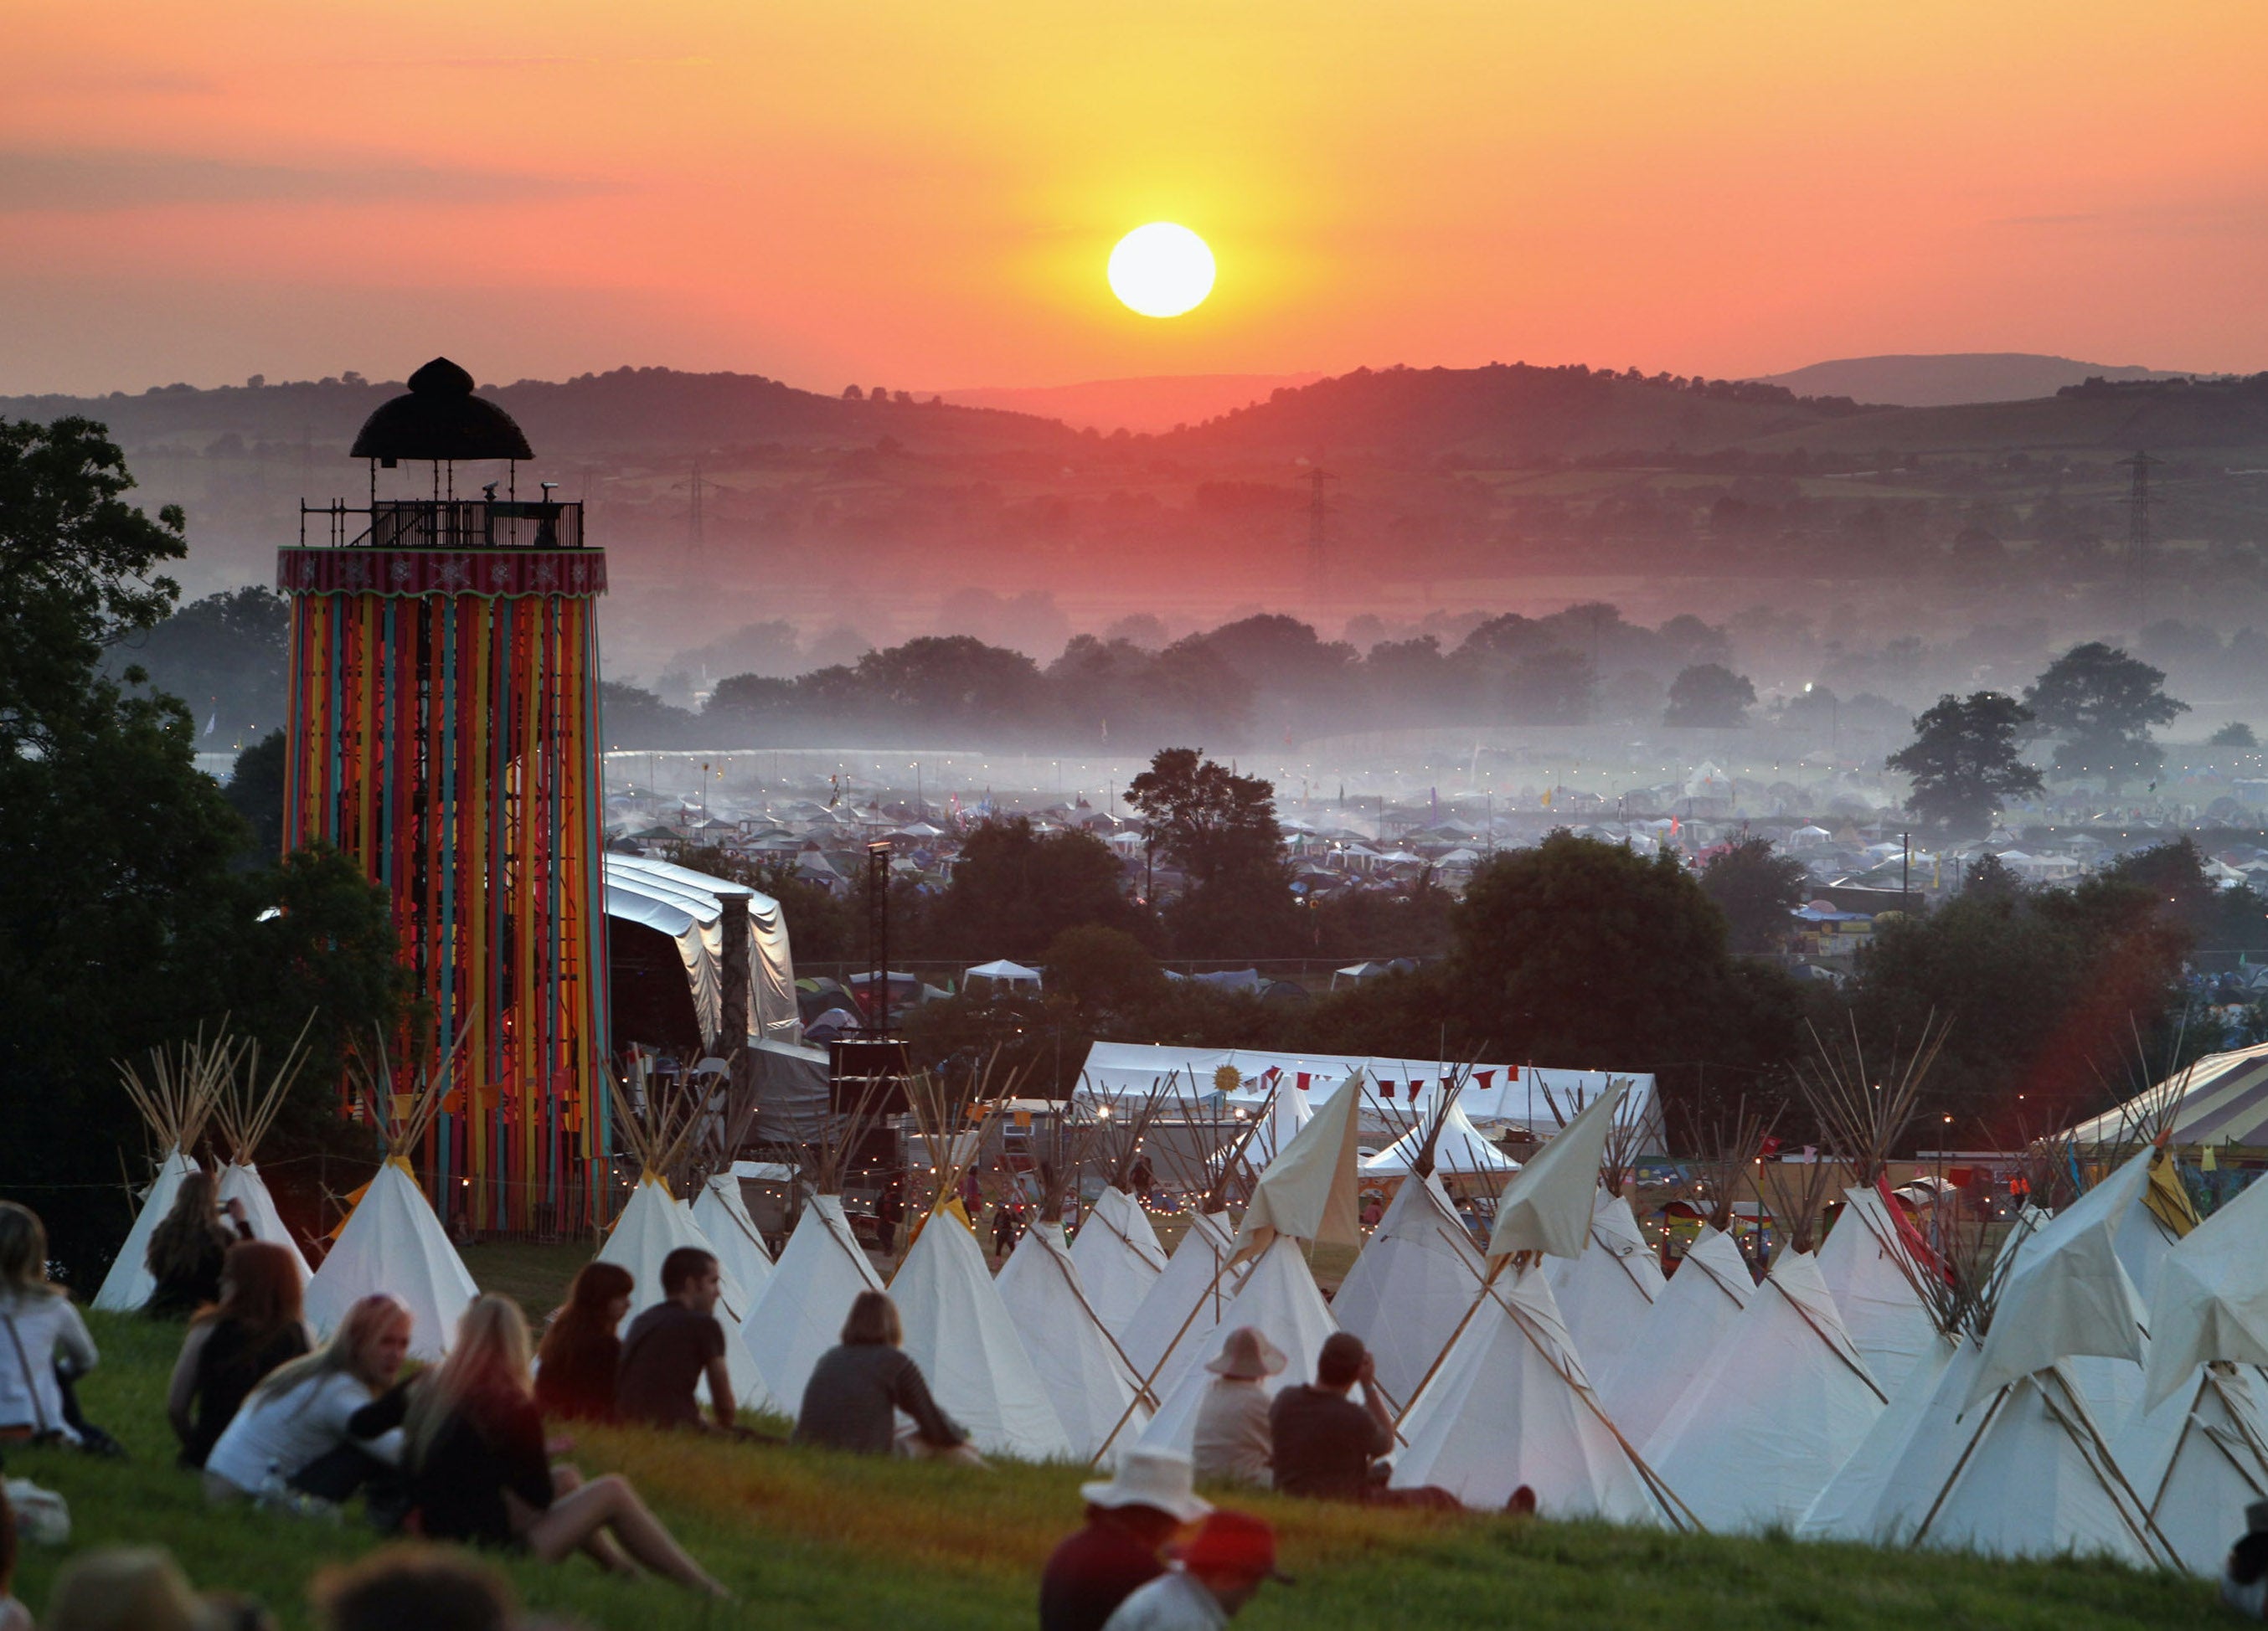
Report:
1885,692,2044,836
1663,663,1757,728
0,417,404,1278
1701,837,1811,952
1126,747,1298,956
937,816,1144,960
2023,641,2188,793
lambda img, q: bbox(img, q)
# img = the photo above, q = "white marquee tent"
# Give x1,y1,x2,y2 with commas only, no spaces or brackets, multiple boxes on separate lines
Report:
604,853,801,1045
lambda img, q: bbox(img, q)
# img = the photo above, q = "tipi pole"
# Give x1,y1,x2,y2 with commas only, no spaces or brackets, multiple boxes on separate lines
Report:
1089,1249,1240,1467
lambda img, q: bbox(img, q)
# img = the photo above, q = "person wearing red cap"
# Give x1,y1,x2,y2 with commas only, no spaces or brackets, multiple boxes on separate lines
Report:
1041,1449,1212,1631
1100,1511,1288,1630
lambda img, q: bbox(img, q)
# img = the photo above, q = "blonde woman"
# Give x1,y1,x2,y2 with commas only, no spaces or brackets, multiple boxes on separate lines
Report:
0,1201,98,1446
204,1294,412,1505
353,1295,727,1598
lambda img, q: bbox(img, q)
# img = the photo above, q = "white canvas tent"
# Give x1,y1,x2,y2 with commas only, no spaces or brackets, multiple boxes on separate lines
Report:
965,959,1042,988
1390,1259,1677,1521
1796,1333,1958,1544
692,1172,775,1304
1546,1191,1663,1384
1332,1172,1487,1408
304,1160,481,1361
217,1162,312,1285
1131,1234,1339,1457
1121,1210,1242,1397
603,853,802,1044
1359,1102,1518,1178
1815,1186,1939,1397
595,1177,771,1412
1598,1225,1755,1448
1647,1247,1887,1531
1068,1187,1167,1339
746,1194,884,1412
92,1150,198,1313
891,1208,1073,1461
996,1221,1149,1459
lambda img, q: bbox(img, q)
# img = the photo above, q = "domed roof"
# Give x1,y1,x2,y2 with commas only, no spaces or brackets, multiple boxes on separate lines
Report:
350,357,534,462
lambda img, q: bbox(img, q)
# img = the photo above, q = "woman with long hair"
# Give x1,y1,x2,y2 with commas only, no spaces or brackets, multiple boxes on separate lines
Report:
353,1295,726,1597
204,1294,412,1504
144,1170,254,1320
166,1239,309,1468
0,1201,99,1447
794,1289,977,1463
534,1262,632,1423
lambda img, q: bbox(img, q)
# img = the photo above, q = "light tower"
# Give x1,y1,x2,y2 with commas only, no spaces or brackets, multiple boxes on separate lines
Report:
278,358,610,1235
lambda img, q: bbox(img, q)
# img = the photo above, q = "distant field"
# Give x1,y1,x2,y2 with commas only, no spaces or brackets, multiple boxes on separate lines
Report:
1,1312,2229,1630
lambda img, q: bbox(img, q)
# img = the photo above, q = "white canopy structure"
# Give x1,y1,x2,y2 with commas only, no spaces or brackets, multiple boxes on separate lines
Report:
1359,1103,1518,1178
1332,1172,1486,1409
1240,1085,1312,1171
1598,1226,1755,1448
1647,1248,1886,1531
1121,1210,1241,1398
2067,1041,2268,1150
1391,1261,1677,1522
691,1173,775,1305
603,853,801,1044
218,1162,312,1286
1815,1186,1938,1397
965,959,1042,988
746,1194,884,1413
304,1160,480,1361
92,1150,197,1313
995,1222,1148,1459
1546,1191,1663,1384
1131,1234,1338,1458
1068,1187,1167,1339
1075,1043,1663,1149
596,1176,771,1412
891,1209,1072,1461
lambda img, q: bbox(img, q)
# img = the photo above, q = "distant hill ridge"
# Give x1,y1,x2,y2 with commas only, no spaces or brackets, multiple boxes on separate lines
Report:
1753,352,2200,408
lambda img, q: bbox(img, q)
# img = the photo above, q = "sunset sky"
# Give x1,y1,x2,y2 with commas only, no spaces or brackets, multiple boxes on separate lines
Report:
5,2,2266,396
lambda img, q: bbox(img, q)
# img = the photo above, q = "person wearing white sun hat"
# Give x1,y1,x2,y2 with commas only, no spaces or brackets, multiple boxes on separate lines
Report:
1192,1327,1286,1488
1040,1448,1214,1631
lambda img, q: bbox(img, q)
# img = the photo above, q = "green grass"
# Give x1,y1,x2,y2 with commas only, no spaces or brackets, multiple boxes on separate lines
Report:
3,1312,2230,1630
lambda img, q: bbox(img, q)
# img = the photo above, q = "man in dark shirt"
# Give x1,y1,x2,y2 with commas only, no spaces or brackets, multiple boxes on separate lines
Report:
1268,1332,1393,1502
614,1248,735,1432
1039,1448,1211,1631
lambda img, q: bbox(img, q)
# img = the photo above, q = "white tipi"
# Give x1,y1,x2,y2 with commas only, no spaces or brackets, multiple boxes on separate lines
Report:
305,1158,481,1361
892,1204,1074,1461
1121,1208,1242,1399
597,1176,771,1412
745,1192,884,1412
1131,1233,1338,1457
996,1219,1149,1459
1069,1186,1167,1339
1332,1171,1485,1410
93,1150,199,1314
1546,1189,1662,1384
211,1020,320,1287
1597,1224,1754,1448
1814,1186,1937,1398
95,1031,234,1312
692,1172,775,1305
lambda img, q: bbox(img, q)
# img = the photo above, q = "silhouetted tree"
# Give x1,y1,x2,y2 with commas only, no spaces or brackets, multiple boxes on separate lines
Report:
1127,748,1297,956
1663,663,1756,728
2023,642,2188,793
1701,837,1809,951
1885,692,2043,837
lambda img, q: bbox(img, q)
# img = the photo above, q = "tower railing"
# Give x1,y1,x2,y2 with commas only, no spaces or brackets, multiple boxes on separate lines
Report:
298,497,586,552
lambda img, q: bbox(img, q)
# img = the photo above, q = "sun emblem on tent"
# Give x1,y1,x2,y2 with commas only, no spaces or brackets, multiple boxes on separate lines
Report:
1213,1063,1243,1096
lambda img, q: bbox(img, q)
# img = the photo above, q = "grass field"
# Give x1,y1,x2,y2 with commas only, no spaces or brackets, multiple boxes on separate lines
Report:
2,1300,2235,1629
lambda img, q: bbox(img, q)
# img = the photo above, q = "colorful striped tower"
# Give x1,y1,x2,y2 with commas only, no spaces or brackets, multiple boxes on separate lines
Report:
278,358,610,1234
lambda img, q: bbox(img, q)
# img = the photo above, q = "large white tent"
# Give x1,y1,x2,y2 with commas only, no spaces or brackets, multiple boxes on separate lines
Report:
1332,1172,1487,1409
1121,1209,1242,1399
1068,1186,1167,1339
304,1160,481,1361
890,1208,1072,1461
596,1176,771,1412
995,1221,1148,1459
1598,1225,1755,1448
1646,1246,1886,1531
92,1150,198,1313
603,853,801,1045
1075,1042,1663,1149
1814,1186,1937,1398
1359,1102,1518,1178
691,1172,774,1305
745,1194,884,1413
1546,1191,1663,1384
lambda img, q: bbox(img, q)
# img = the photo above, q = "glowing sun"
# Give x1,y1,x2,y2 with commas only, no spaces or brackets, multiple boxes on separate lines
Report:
1108,223,1215,317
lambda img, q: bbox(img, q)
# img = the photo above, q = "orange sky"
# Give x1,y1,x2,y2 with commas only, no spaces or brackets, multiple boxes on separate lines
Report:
5,2,2266,395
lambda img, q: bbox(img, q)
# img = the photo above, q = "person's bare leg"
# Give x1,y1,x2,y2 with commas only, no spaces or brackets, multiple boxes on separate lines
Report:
524,1474,729,1597
553,1464,637,1576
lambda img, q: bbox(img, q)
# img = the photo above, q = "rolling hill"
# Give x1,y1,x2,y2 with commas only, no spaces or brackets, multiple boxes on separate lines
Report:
1755,352,2193,407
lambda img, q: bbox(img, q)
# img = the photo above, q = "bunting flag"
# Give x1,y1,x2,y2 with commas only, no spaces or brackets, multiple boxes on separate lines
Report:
280,544,611,1235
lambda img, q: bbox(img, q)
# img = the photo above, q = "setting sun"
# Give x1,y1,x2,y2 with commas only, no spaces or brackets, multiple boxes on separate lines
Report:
1106,224,1216,319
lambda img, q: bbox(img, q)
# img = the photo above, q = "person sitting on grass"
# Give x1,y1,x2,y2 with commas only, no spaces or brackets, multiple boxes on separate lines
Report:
1266,1332,1389,1503
353,1294,728,1598
204,1294,411,1506
0,1201,99,1449
167,1240,311,1469
2227,1497,2268,1620
1191,1326,1282,1488
144,1171,255,1320
313,1543,516,1631
43,1546,275,1631
613,1248,735,1433
1039,1448,1211,1631
794,1289,978,1463
534,1261,632,1424
1100,1510,1288,1631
